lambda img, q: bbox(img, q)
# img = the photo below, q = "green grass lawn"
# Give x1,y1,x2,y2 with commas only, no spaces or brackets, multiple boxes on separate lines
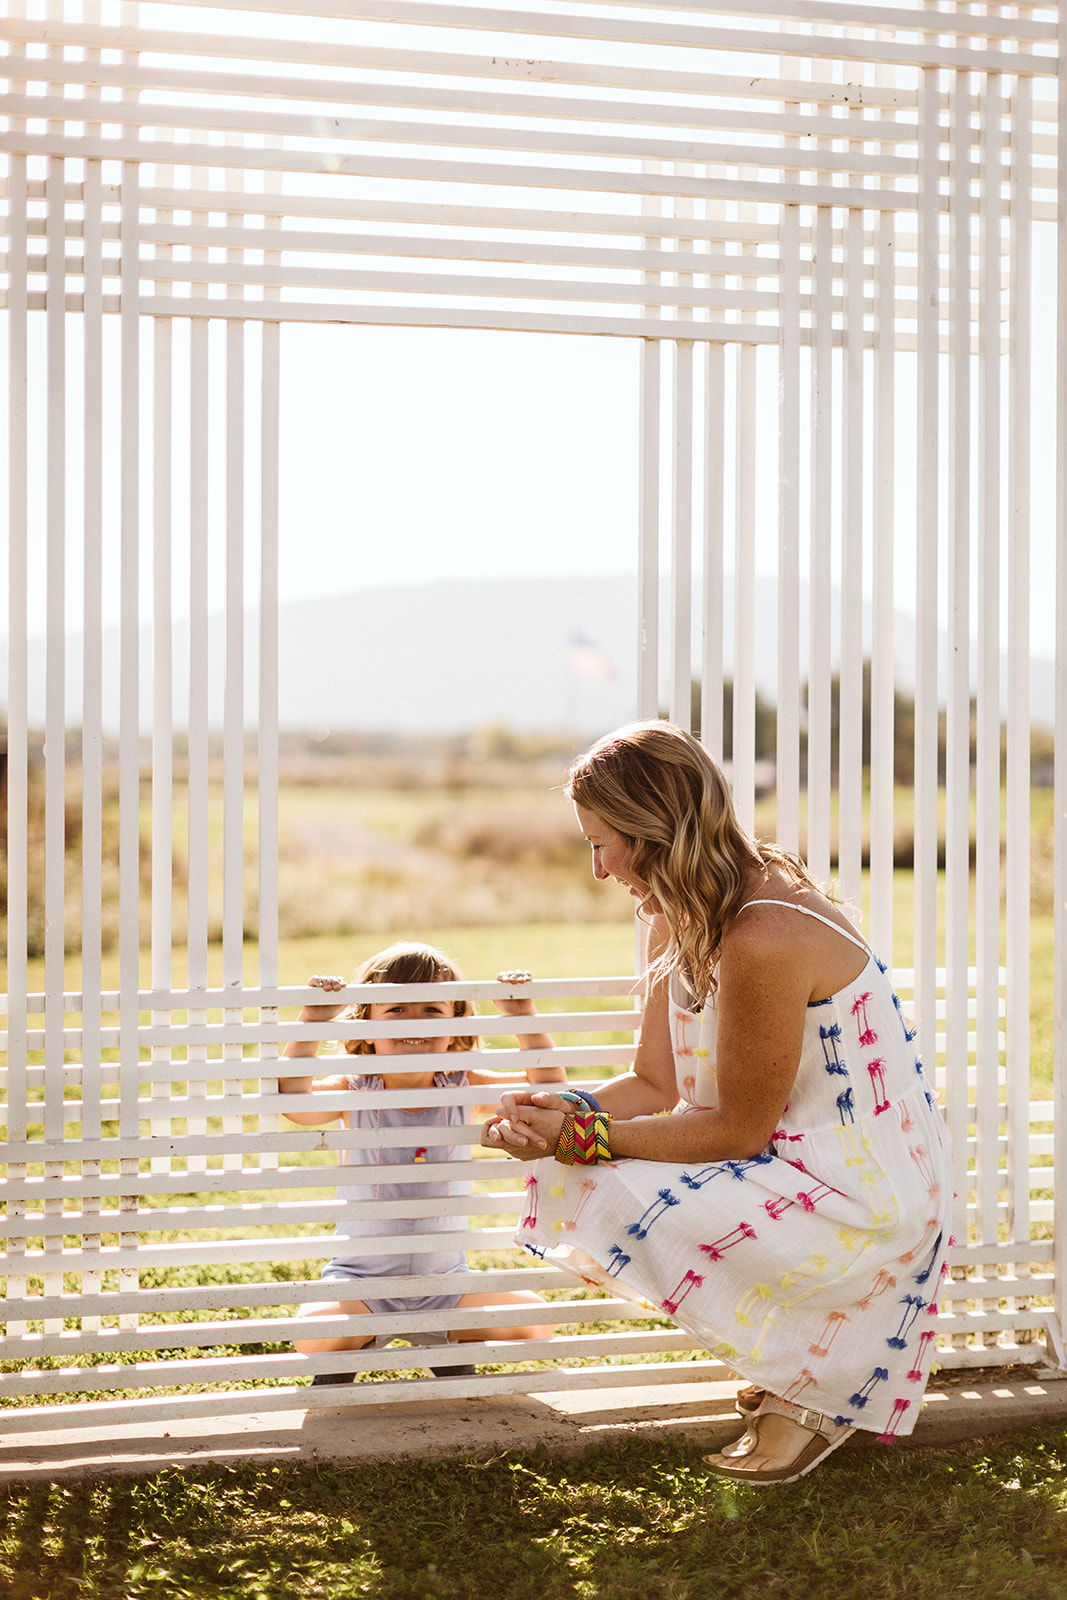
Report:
1,1424,1064,1600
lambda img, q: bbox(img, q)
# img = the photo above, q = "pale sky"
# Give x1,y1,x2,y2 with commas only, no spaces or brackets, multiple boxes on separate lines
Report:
1,5,1060,665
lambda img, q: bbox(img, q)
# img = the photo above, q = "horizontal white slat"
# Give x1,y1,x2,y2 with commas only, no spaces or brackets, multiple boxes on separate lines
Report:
0,29,921,122
554,0,1055,42
8,0,1051,75
0,1296,655,1361
0,1267,574,1322
1,1189,531,1239
2,92,923,180
0,55,933,146
9,979,637,1011
7,1177,1059,1241
938,1272,1054,1303
37,257,793,317
0,130,928,216
5,291,1049,355
0,1048,637,1090
0,1127,519,1161
15,1009,637,1045
0,1351,727,1418
0,1224,526,1274
0,1160,520,1201
1,1344,1041,1433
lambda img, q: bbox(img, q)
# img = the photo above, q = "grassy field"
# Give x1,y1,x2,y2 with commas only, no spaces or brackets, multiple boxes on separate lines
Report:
0,1423,1064,1599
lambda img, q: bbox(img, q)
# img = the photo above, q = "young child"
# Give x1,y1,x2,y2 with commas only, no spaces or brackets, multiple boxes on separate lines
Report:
279,940,563,1383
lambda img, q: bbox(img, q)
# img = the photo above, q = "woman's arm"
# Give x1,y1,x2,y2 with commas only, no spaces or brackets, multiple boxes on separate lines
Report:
486,916,811,1164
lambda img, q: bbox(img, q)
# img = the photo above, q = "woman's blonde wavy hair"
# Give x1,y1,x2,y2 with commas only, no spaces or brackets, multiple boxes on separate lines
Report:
341,941,477,1056
565,720,821,1000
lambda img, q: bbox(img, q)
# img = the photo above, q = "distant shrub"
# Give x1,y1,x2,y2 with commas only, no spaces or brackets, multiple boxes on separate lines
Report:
416,804,588,869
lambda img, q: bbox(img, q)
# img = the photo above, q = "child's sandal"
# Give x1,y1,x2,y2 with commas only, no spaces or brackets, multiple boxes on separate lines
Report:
704,1394,852,1486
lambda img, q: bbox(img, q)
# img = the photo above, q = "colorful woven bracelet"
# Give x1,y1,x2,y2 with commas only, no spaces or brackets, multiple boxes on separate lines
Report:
558,1088,604,1114
554,1113,576,1165
571,1110,614,1165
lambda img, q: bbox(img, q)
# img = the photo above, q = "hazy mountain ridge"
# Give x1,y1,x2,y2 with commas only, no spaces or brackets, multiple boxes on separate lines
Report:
3,574,1055,735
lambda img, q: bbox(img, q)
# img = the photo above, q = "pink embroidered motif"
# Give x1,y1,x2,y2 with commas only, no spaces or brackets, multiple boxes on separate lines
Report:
867,1058,890,1114
662,1268,704,1316
520,1173,539,1228
796,1181,837,1213
852,992,878,1048
906,1329,937,1381
876,1397,911,1443
699,1221,757,1261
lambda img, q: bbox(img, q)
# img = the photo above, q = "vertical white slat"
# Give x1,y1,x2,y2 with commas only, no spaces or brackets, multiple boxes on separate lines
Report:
42,31,68,1331
670,339,694,729
43,129,67,1153
186,162,212,1172
258,334,281,1167
151,133,176,1176
637,173,663,725
118,123,142,1324
975,68,1004,1271
913,64,943,1082
1005,70,1033,1339
776,202,801,855
670,176,694,732
220,144,252,1168
807,204,834,888
701,339,726,764
944,62,974,1272
1053,0,1067,1362
838,203,865,911
733,337,757,832
867,46,898,966
869,205,896,963
638,341,661,725
223,297,247,1168
5,113,30,1343
733,183,758,831
80,96,106,1332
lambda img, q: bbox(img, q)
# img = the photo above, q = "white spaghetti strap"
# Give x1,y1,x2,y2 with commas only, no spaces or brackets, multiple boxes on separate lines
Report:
737,898,871,958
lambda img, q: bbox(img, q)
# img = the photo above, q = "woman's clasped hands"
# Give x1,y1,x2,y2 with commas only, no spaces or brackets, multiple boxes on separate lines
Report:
481,1088,569,1160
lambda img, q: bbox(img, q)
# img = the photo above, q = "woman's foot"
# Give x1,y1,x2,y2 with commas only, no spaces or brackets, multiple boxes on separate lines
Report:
705,1396,852,1485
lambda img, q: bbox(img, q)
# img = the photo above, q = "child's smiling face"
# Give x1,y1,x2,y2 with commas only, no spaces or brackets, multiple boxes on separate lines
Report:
366,998,457,1057
365,996,459,1096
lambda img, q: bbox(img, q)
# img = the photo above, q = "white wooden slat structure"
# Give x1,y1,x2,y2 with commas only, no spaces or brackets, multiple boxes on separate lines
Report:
2,0,1064,1430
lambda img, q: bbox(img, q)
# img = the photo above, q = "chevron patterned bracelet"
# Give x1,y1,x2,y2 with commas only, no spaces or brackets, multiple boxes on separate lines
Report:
554,1110,614,1165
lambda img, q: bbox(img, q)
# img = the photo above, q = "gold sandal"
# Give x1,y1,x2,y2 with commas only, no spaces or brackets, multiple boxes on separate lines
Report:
705,1394,853,1486
735,1383,766,1417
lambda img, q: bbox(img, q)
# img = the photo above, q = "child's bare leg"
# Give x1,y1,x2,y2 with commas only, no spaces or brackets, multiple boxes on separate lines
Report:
449,1289,555,1344
294,1296,377,1354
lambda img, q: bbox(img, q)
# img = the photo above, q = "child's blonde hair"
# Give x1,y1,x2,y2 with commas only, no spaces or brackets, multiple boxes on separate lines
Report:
341,941,477,1056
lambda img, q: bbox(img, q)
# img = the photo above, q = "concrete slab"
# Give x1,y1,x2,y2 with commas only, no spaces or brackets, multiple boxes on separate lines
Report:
0,1370,1064,1484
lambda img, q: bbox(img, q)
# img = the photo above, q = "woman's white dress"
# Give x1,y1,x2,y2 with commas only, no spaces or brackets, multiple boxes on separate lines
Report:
517,904,954,1439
